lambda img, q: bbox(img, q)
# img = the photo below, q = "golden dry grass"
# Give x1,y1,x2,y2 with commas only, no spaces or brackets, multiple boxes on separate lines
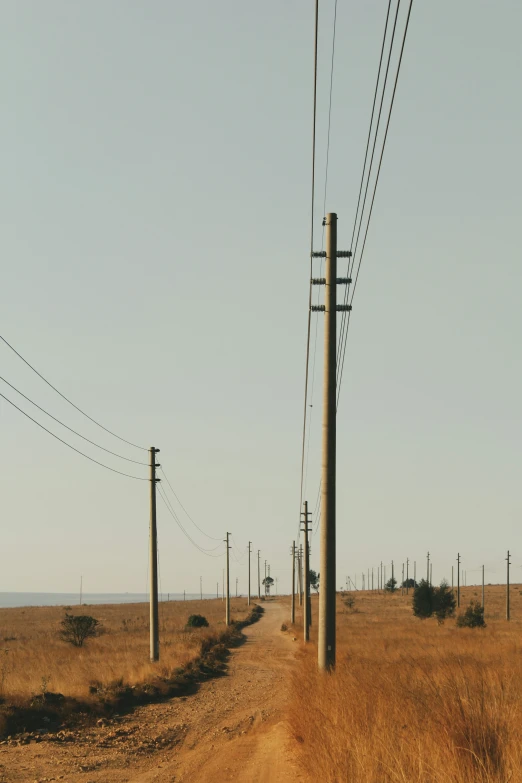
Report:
0,597,249,702
289,584,522,783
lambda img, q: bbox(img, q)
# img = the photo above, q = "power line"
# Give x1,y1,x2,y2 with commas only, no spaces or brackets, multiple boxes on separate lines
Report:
0,375,149,465
337,0,393,372
0,390,148,480
337,0,414,406
157,485,225,557
0,334,147,451
299,0,320,540
160,467,222,541
304,0,339,503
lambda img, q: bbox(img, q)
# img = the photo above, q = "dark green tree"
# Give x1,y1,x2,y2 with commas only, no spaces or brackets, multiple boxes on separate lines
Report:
309,570,320,593
262,576,274,595
385,577,397,592
412,580,436,619
434,580,456,623
186,614,209,628
456,601,486,628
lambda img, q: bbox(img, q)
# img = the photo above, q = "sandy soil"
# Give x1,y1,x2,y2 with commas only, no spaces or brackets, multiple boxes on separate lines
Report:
0,601,306,783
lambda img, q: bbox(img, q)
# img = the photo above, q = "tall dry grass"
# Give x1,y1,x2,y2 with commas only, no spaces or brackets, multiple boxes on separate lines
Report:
0,598,248,702
289,585,522,782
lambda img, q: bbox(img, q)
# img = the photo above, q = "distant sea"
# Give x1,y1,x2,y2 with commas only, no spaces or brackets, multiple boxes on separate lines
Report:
0,593,218,609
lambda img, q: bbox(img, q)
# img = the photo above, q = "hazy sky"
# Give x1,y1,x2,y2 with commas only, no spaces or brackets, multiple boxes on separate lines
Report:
2,1,521,596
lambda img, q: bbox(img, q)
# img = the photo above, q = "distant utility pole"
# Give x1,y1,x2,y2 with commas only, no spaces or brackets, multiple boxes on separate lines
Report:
298,546,303,606
291,541,296,624
482,564,485,610
301,501,312,642
264,560,267,597
372,568,374,591
380,562,383,593
457,553,461,608
257,550,261,599
367,568,369,591
225,532,231,625
427,552,430,585
406,559,409,595
149,446,160,663
506,550,511,621
248,541,252,606
391,560,394,587
401,564,404,595
312,212,351,672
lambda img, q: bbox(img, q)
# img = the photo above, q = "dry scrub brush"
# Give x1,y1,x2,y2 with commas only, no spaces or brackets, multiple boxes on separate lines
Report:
0,598,249,703
290,587,522,782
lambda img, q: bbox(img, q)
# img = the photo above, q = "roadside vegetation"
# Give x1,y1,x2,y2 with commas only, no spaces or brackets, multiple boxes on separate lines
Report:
290,584,522,782
0,597,260,736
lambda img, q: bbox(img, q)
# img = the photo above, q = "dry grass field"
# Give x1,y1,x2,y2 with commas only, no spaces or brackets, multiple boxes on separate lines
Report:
290,584,522,783
0,597,249,704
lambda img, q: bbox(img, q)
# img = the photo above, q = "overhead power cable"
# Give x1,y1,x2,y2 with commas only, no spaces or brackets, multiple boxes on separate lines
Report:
0,376,149,465
304,0,338,503
336,0,393,371
0,335,147,451
160,467,222,541
299,0,320,540
0,390,148,480
337,0,414,406
157,485,225,557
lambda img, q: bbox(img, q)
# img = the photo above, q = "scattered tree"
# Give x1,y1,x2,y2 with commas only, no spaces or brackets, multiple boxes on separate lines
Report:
186,614,209,628
456,601,486,628
309,570,320,593
262,576,274,595
59,614,100,647
385,577,397,593
412,580,456,623
402,578,417,589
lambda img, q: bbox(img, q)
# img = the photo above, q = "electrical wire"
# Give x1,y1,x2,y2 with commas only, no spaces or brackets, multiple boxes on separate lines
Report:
303,0,338,504
157,484,225,557
0,390,149,480
160,466,222,541
0,375,149,465
337,0,415,406
299,0,320,540
336,0,393,371
0,334,147,451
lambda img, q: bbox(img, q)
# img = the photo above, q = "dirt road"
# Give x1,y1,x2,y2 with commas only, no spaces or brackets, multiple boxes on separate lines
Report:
0,601,306,783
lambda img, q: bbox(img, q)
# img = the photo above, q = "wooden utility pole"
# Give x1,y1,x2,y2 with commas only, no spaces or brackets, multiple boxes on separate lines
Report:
372,568,374,591
291,541,296,623
298,546,303,606
380,562,383,592
506,550,511,621
457,553,460,608
247,541,251,606
312,213,351,672
401,563,404,595
149,446,160,662
482,564,485,610
225,532,231,625
264,560,267,597
406,558,409,594
391,560,394,588
427,552,430,585
257,550,261,599
302,501,312,642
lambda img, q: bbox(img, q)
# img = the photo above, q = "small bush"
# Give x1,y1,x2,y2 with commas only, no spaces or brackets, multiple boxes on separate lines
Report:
281,623,288,632
186,614,209,629
456,601,486,628
59,614,100,647
343,594,355,610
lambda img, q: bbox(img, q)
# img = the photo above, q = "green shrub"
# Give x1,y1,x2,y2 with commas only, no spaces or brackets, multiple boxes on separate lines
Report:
186,614,209,629
412,580,456,623
456,601,486,628
59,614,100,647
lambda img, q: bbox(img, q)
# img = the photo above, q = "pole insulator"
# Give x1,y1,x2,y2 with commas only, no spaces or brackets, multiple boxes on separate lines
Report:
336,305,352,312
311,305,325,312
336,277,352,284
312,278,326,285
336,251,352,258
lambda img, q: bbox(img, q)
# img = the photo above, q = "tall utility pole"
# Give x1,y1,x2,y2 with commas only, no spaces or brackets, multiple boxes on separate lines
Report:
313,213,351,672
264,560,267,597
291,541,296,624
149,447,160,662
225,533,231,625
506,550,511,621
391,560,394,587
406,558,409,594
257,550,261,599
427,552,430,585
302,501,312,642
298,546,303,606
457,553,461,608
482,564,485,610
380,562,383,592
247,541,251,606
372,568,374,591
